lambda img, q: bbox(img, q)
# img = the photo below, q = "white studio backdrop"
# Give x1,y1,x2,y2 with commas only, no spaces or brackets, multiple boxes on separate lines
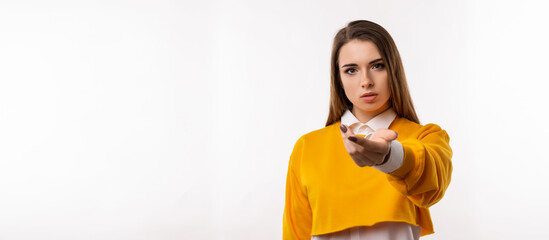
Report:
1,0,548,239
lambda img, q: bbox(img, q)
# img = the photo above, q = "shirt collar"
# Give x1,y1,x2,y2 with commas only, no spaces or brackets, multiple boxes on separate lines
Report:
341,108,397,131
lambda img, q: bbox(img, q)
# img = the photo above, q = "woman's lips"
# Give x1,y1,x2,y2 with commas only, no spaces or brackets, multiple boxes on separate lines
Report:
360,94,377,102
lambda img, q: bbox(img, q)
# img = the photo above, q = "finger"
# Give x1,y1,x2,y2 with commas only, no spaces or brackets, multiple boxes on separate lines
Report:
348,146,374,167
339,124,348,138
353,144,382,166
361,160,376,167
360,150,384,165
340,123,356,138
348,135,387,153
371,129,398,142
351,157,367,167
345,139,363,163
346,125,355,136
354,154,375,167
346,140,379,166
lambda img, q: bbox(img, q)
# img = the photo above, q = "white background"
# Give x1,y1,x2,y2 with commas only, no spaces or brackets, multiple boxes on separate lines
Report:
1,0,548,239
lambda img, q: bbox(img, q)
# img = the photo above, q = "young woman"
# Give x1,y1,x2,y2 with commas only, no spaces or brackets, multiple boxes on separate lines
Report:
283,20,453,240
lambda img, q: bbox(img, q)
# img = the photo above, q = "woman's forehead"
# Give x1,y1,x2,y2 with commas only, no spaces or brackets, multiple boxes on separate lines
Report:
339,40,381,64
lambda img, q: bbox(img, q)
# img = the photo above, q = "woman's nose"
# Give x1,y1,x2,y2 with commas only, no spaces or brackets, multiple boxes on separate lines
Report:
360,73,374,88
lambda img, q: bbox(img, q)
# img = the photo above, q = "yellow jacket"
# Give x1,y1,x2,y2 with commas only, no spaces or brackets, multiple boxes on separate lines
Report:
283,117,453,239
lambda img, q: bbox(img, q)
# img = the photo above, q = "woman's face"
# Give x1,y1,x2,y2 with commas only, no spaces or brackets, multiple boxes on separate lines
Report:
338,40,391,122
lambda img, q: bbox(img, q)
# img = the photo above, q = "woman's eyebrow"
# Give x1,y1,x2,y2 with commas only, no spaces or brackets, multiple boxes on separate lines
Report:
369,58,383,64
341,58,383,68
341,63,358,68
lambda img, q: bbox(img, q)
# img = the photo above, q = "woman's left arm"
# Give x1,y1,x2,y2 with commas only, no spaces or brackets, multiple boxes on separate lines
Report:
387,123,453,208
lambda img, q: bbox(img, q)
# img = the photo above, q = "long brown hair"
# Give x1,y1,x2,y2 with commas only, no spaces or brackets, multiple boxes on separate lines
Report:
325,20,419,127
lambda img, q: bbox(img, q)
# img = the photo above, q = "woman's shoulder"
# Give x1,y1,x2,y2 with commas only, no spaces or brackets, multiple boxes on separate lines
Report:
295,121,341,143
288,123,340,159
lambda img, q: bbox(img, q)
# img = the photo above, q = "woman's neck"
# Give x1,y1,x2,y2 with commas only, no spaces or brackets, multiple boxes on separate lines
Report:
351,105,390,123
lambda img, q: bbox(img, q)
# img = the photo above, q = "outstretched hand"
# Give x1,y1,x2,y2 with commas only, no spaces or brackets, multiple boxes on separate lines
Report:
339,124,398,167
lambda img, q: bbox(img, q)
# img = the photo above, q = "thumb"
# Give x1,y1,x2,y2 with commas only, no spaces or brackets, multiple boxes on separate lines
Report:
371,129,398,142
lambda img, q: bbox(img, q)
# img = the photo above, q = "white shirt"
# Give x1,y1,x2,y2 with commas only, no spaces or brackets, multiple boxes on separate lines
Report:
311,108,421,240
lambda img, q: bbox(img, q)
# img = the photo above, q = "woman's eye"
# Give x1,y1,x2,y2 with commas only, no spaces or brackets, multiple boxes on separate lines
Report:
372,63,385,69
344,68,357,74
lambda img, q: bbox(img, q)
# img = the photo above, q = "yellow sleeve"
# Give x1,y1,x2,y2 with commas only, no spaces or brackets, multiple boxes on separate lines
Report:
283,138,313,240
388,123,453,208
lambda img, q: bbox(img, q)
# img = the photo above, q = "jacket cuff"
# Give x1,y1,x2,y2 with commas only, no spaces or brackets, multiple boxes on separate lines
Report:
374,140,404,173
